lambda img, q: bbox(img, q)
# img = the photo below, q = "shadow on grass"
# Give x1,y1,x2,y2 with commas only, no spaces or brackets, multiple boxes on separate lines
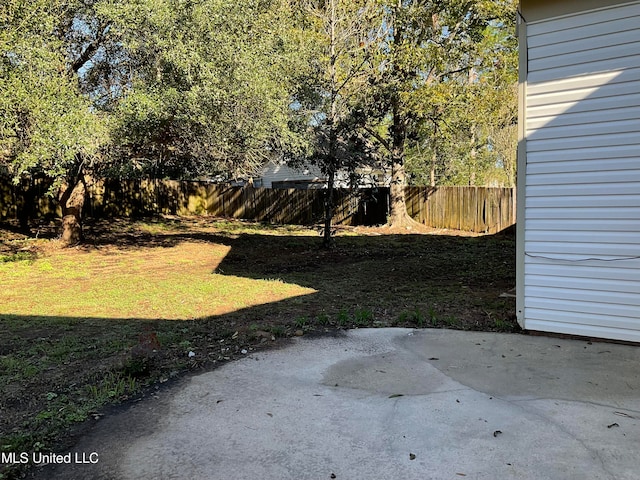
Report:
0,219,517,479
1,217,518,343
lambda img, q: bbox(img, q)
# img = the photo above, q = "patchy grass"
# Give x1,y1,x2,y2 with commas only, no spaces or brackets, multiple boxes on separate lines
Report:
0,216,517,479
0,242,315,319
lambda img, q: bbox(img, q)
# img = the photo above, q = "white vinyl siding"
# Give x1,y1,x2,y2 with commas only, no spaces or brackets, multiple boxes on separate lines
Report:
259,161,324,188
523,1,640,341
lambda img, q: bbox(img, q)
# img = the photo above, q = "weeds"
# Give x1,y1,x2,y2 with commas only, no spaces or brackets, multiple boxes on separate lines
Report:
428,306,439,326
2,369,139,474
87,372,138,403
493,317,517,332
0,355,40,380
354,308,374,326
442,316,461,328
269,326,286,338
0,251,36,263
398,307,426,327
337,309,350,327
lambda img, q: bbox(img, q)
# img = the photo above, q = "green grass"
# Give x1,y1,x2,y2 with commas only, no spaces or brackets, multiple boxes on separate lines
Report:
337,309,350,327
0,242,315,320
398,307,427,327
315,313,330,326
0,216,517,479
354,308,374,326
86,373,139,403
295,316,308,328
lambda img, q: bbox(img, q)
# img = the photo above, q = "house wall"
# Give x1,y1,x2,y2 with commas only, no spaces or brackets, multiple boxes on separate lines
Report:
520,0,626,22
518,0,640,341
258,161,390,189
259,161,325,189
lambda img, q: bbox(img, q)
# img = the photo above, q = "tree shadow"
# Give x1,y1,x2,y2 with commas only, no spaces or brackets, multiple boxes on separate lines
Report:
1,217,517,324
0,220,517,480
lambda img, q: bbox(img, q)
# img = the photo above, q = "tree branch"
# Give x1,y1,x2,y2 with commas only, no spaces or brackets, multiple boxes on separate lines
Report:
70,23,111,73
361,125,390,153
335,54,369,94
438,66,471,79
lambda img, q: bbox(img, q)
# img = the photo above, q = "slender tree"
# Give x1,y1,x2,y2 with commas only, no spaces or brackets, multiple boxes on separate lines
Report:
298,0,379,247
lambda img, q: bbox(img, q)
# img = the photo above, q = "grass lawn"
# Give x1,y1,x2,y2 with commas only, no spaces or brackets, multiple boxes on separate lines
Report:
0,216,517,479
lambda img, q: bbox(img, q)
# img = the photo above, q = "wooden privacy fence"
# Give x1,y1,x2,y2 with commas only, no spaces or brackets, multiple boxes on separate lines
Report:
405,186,516,234
85,180,388,226
1,178,515,233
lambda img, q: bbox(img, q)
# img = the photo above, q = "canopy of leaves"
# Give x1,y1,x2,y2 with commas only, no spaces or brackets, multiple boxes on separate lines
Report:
293,0,382,180
357,0,518,187
0,0,106,191
98,0,308,180
404,10,518,186
0,0,519,192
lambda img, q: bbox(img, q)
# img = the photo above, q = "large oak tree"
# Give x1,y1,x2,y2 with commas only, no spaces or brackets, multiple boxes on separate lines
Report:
0,0,108,244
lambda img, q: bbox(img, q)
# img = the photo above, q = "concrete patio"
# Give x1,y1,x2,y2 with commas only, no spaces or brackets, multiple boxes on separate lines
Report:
32,328,640,480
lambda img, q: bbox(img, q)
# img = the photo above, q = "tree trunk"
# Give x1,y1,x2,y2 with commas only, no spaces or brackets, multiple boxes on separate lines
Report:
388,159,408,226
16,178,33,233
387,90,420,229
469,124,477,186
322,168,335,249
58,177,86,246
430,152,436,187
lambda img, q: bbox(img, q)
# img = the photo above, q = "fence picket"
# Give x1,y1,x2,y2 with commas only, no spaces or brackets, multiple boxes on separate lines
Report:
1,178,515,233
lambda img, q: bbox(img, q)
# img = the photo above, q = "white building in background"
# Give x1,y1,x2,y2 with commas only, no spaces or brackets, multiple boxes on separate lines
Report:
256,159,390,189
256,160,325,189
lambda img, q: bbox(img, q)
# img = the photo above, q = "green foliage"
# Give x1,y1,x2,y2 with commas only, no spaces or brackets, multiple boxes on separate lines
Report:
269,325,286,338
337,309,350,326
443,316,462,328
0,0,107,191
1,0,519,200
2,0,310,201
0,251,35,263
100,0,308,179
316,312,330,325
292,0,382,245
357,0,518,188
399,307,426,327
406,14,518,187
87,372,138,402
354,308,374,326
428,306,439,326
